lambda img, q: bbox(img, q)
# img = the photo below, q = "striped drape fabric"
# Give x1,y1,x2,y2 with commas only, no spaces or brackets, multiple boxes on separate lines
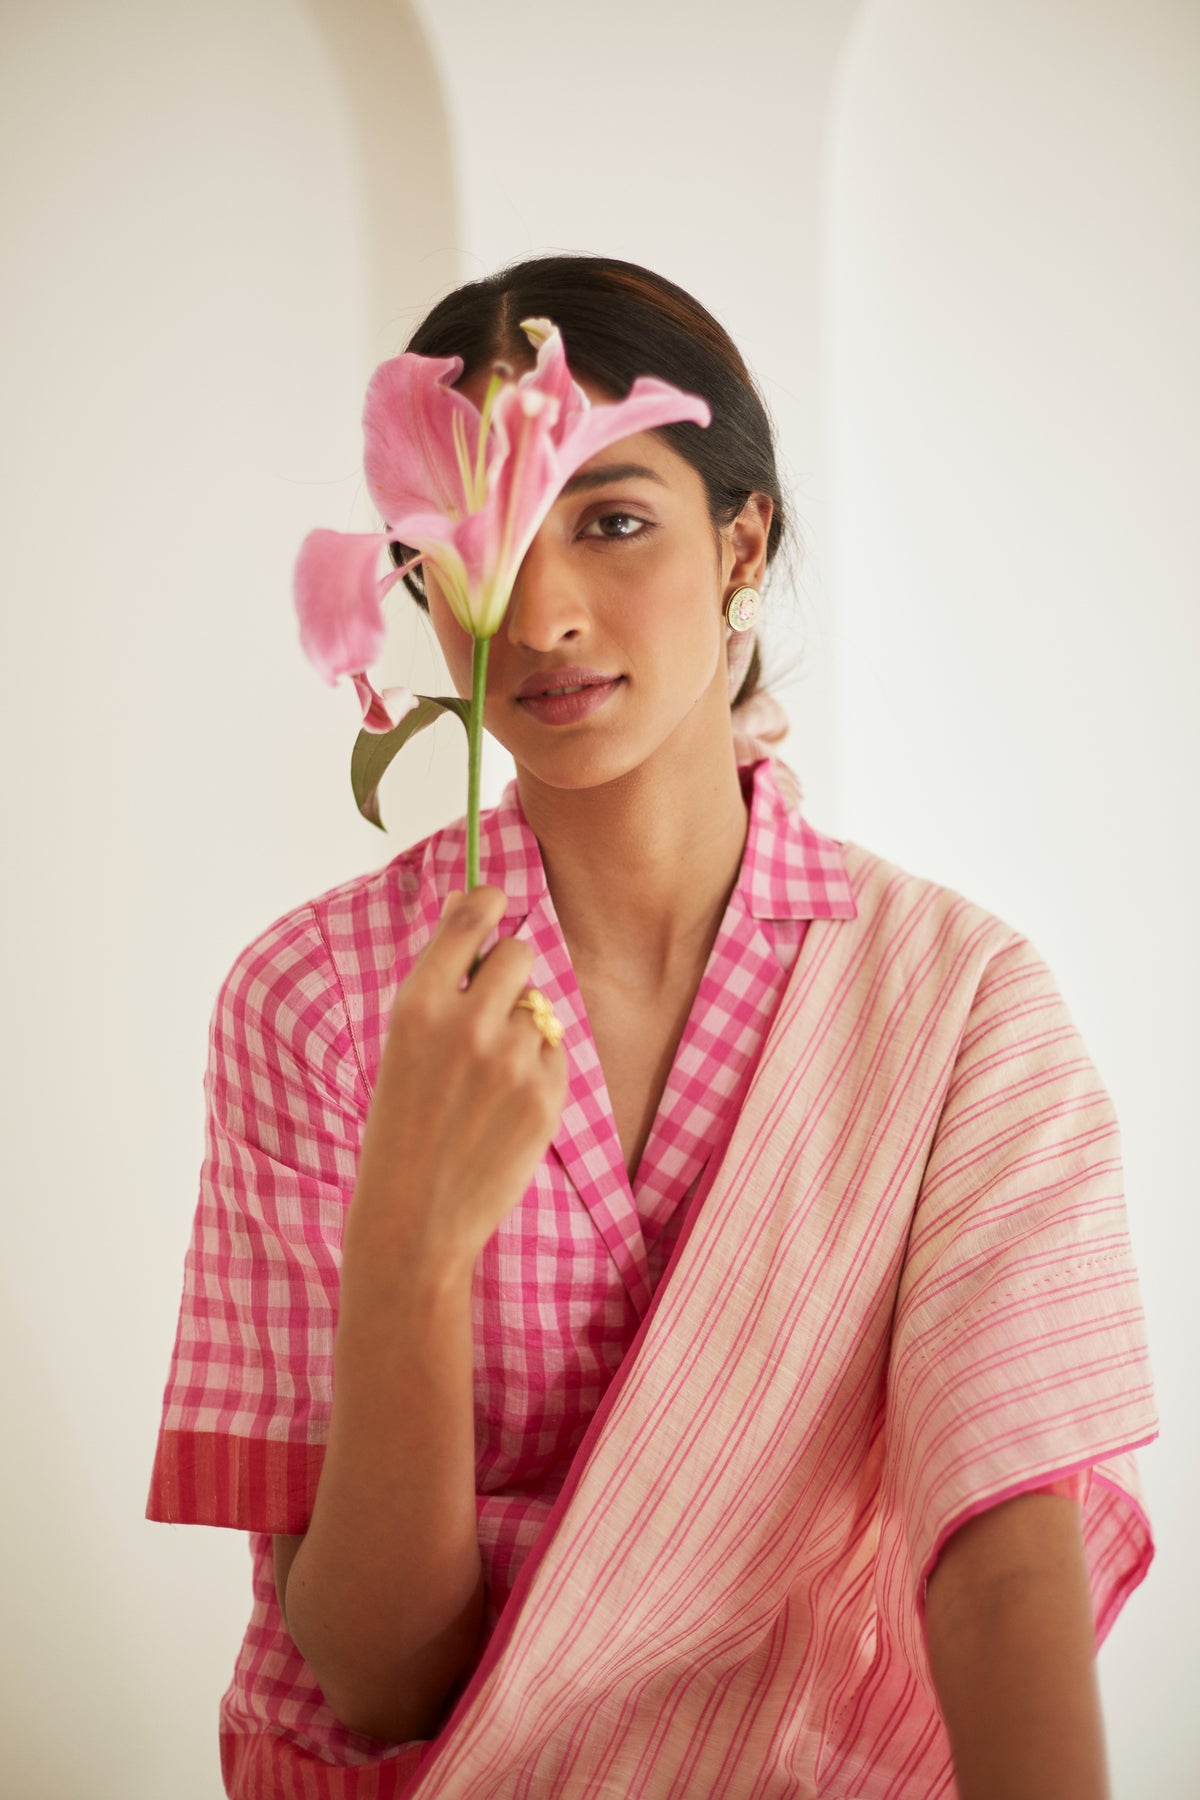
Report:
391,842,1155,1799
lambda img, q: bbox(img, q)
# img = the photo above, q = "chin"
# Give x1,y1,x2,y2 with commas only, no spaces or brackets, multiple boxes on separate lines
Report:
515,732,690,797
516,754,636,794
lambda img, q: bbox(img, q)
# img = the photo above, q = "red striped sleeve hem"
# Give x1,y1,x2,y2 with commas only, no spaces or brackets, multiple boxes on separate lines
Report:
146,1430,325,1534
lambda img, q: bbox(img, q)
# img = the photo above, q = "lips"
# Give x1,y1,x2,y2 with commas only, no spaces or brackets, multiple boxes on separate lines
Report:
514,665,622,700
513,663,626,730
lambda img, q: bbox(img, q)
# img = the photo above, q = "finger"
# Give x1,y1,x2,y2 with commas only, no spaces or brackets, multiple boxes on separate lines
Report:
466,936,536,1015
413,886,508,990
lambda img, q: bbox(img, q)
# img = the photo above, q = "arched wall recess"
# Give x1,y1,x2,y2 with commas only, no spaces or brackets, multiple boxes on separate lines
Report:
301,0,459,361
299,0,467,853
0,4,462,1796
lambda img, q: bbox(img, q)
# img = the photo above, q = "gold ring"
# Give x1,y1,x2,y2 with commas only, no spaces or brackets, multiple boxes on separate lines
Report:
513,987,565,1049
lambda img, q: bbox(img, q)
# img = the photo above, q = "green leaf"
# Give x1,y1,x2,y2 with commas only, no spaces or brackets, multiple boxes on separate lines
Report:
351,695,470,830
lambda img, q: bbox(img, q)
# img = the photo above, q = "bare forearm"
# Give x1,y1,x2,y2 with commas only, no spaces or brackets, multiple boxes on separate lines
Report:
281,1245,484,1742
926,1494,1109,1800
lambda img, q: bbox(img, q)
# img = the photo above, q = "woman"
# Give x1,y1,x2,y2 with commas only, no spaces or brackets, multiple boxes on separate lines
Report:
149,257,1155,1799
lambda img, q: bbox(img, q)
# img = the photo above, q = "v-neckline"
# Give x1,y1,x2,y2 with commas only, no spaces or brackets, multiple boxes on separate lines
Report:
516,884,788,1316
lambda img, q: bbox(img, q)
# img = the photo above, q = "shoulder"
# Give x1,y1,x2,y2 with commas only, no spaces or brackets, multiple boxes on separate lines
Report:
820,838,1078,1069
834,849,1109,1200
837,838,1029,969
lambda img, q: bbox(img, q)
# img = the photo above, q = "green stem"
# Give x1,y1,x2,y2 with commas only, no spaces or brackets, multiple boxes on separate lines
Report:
466,634,490,892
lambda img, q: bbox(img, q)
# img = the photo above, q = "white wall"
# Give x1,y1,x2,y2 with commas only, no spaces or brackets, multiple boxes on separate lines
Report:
3,1,1194,1794
1,3,458,1795
825,3,1199,1793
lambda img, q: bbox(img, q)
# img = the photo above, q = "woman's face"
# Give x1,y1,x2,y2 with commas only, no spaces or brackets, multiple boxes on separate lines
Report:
423,391,771,795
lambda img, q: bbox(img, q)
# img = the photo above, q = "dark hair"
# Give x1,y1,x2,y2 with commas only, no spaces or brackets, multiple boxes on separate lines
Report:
391,254,792,708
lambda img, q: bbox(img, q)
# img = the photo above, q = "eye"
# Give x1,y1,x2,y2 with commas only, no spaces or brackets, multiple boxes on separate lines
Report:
580,511,651,541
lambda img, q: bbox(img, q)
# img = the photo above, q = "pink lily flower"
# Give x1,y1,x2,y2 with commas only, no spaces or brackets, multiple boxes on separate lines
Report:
363,317,710,641
294,320,710,730
294,318,713,873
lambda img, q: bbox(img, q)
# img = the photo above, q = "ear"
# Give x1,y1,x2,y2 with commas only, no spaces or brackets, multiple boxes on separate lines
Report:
722,493,773,595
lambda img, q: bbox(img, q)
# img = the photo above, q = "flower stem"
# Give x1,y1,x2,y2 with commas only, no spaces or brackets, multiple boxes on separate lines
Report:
466,634,490,892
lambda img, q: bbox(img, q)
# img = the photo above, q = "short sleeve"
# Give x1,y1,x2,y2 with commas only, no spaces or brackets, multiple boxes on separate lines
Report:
147,906,368,1534
877,935,1156,1681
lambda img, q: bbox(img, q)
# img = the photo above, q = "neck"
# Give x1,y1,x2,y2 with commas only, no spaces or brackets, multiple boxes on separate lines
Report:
515,723,750,992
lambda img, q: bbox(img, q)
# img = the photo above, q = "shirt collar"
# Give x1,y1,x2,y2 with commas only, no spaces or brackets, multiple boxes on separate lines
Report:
419,758,856,926
738,758,858,922
418,779,549,922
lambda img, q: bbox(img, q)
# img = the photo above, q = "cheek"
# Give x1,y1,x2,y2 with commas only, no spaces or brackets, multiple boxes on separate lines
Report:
630,550,722,652
426,588,474,692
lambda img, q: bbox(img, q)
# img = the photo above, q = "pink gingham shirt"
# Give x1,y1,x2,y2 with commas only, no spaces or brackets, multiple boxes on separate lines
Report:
149,758,865,1778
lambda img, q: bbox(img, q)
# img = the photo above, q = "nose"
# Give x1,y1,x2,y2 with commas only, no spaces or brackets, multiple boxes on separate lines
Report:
504,527,589,651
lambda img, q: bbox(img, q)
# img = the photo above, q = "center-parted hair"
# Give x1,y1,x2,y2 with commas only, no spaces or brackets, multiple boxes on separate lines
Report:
393,255,791,707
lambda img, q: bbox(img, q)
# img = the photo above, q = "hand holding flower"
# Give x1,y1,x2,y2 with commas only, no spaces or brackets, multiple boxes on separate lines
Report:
346,886,568,1278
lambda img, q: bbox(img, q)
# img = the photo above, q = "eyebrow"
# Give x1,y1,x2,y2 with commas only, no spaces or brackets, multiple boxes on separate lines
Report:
558,461,669,497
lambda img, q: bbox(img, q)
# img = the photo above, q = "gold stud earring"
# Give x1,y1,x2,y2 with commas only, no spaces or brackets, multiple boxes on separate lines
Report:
725,586,761,632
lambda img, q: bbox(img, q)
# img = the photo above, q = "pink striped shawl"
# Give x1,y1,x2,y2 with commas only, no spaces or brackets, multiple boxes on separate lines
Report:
383,838,1155,1800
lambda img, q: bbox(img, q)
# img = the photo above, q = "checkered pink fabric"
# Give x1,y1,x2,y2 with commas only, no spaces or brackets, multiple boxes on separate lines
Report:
148,759,856,1789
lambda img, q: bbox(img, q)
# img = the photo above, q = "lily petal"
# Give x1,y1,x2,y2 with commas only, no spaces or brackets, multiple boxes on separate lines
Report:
351,672,420,734
519,319,588,419
518,316,555,350
379,506,466,549
294,529,397,683
483,385,562,594
475,366,710,631
394,517,477,636
516,321,711,477
363,351,480,523
552,373,711,477
450,508,520,638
